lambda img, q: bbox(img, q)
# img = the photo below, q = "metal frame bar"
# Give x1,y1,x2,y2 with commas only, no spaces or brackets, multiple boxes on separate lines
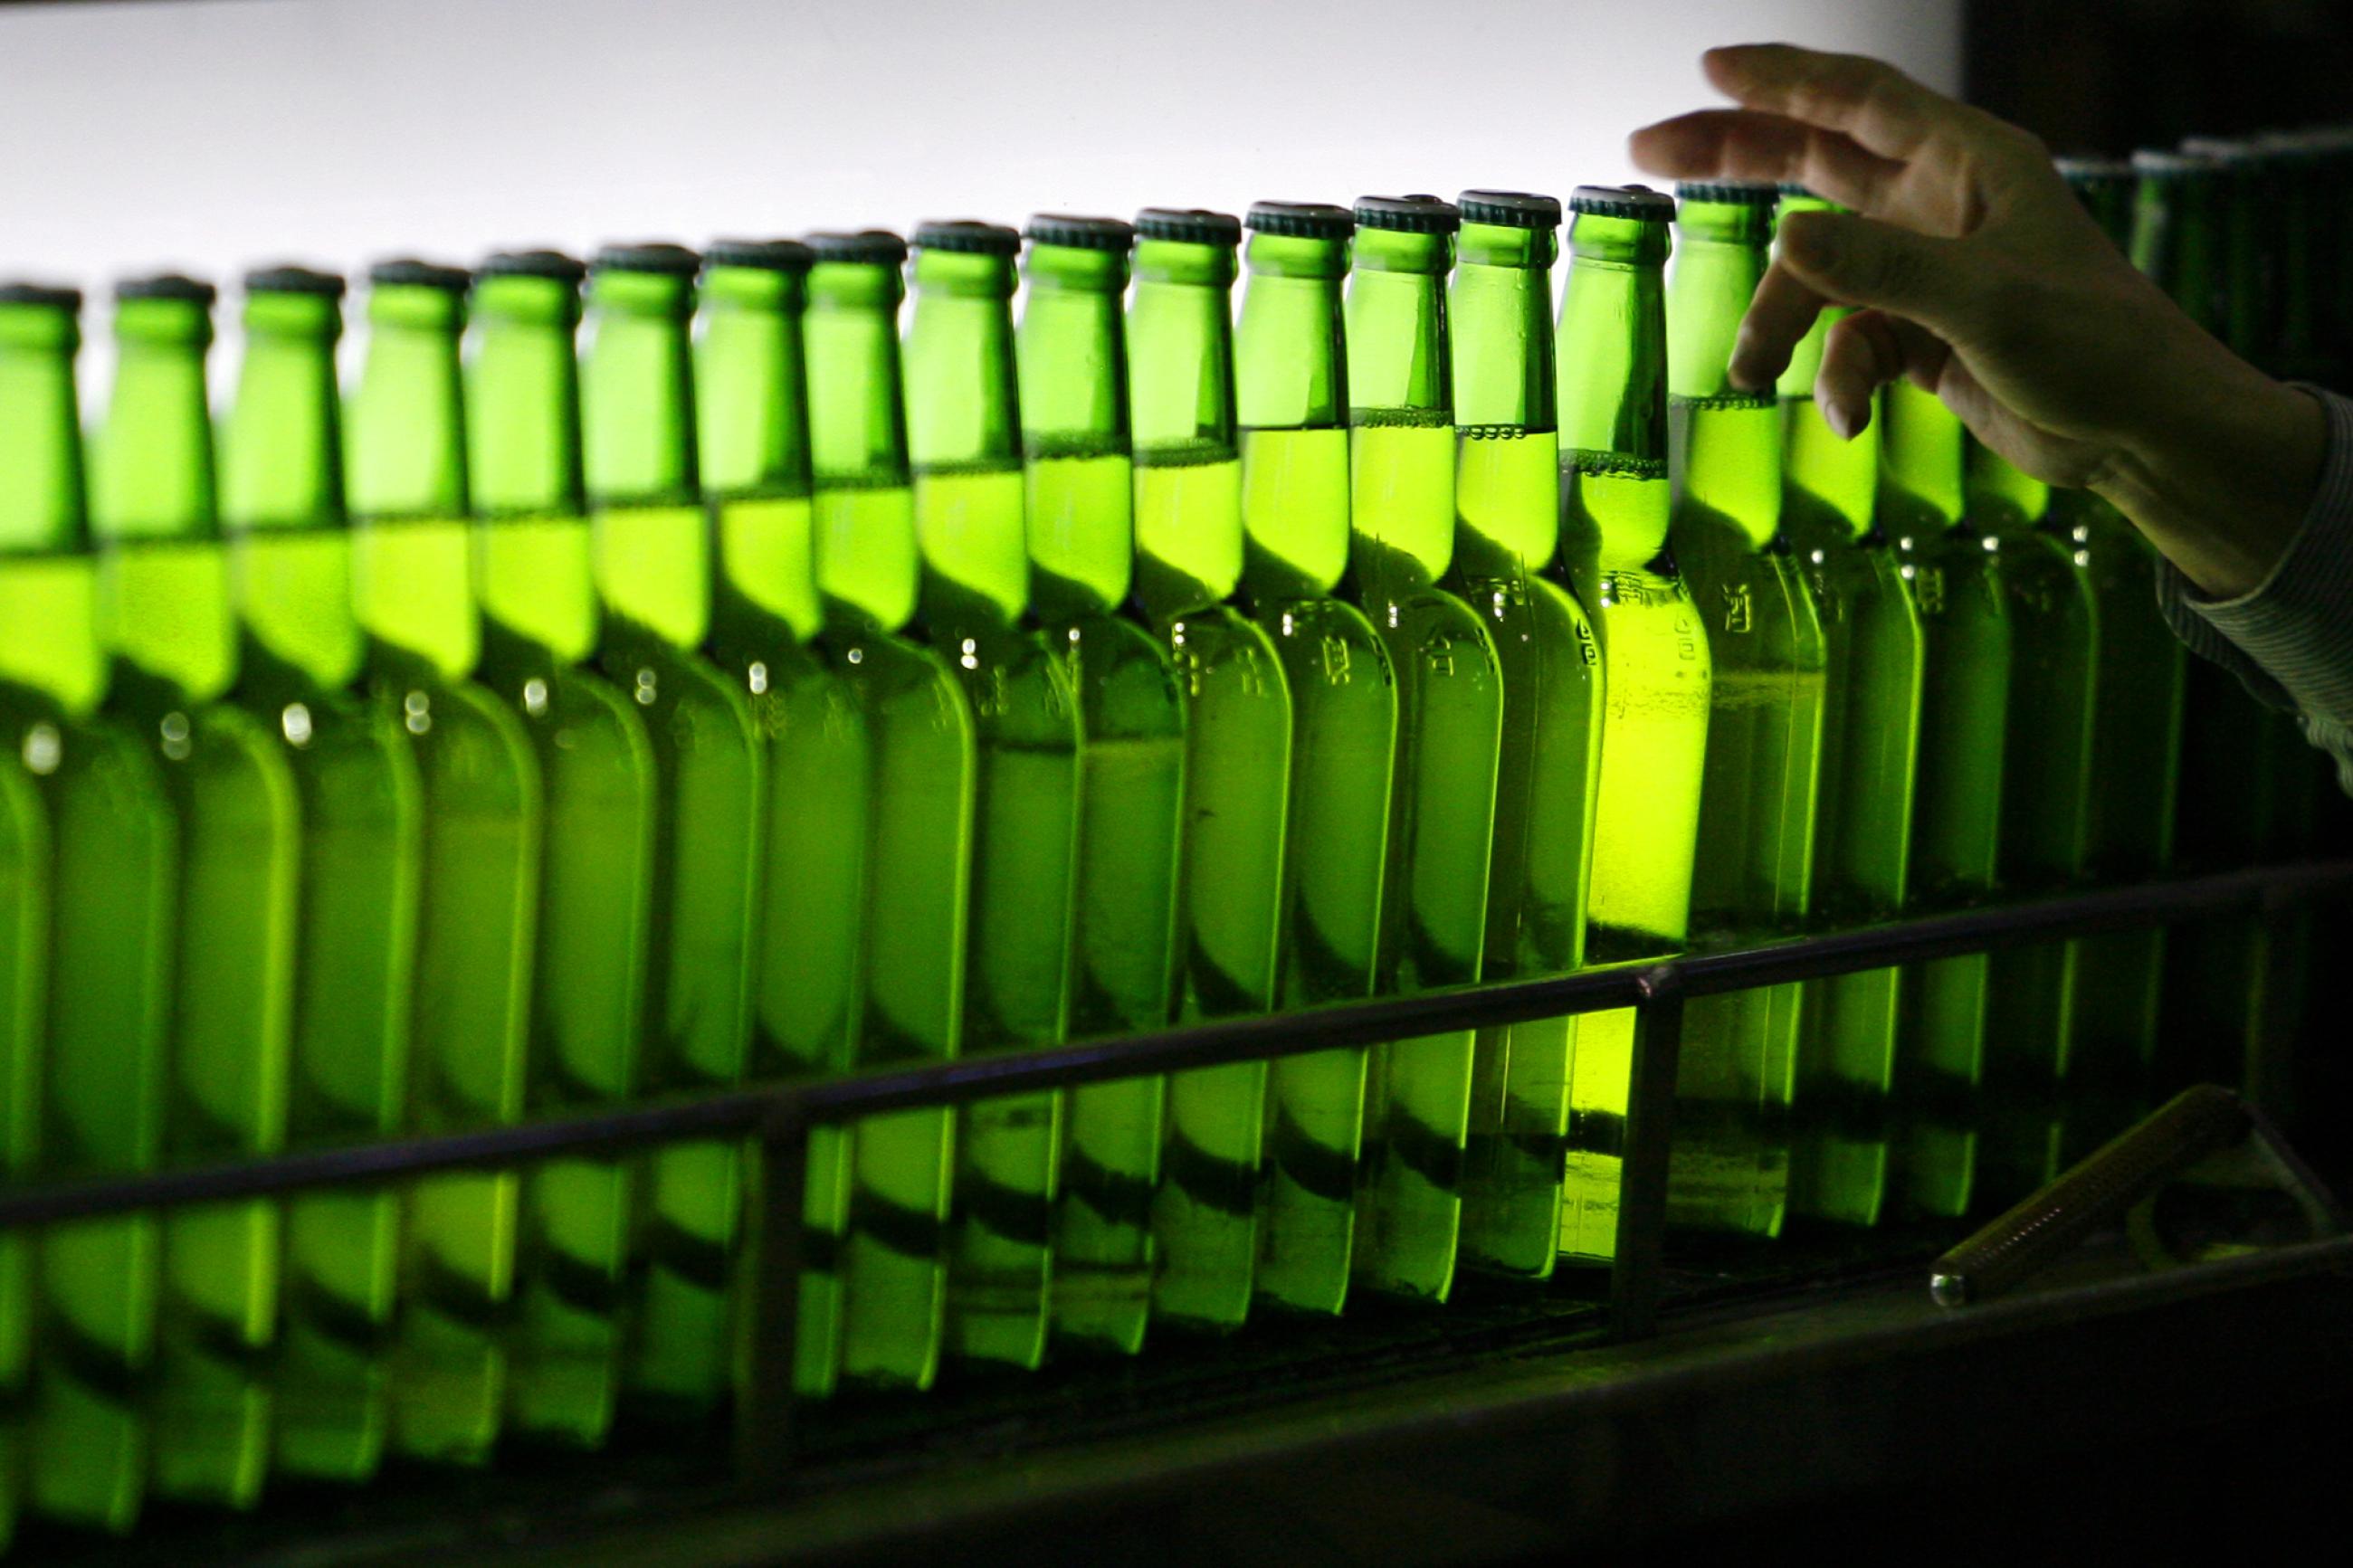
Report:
2,855,2348,1483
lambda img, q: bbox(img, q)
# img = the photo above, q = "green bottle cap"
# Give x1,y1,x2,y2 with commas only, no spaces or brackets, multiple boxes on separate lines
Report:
369,257,471,292
0,281,81,310
1567,185,1675,220
1456,190,1561,229
705,237,815,272
1675,179,1779,206
1353,195,1460,233
243,265,344,299
481,249,586,283
1245,201,1354,239
591,242,702,277
1134,207,1242,245
804,229,908,265
911,220,1020,255
116,272,215,305
1024,214,1136,251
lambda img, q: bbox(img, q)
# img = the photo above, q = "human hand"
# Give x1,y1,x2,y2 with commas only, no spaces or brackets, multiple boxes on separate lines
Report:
1629,43,2323,595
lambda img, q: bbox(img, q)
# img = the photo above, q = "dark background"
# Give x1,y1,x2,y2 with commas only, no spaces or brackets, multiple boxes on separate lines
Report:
1967,0,2353,153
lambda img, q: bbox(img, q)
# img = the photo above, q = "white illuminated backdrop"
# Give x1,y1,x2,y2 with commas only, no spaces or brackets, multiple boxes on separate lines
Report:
0,0,1957,368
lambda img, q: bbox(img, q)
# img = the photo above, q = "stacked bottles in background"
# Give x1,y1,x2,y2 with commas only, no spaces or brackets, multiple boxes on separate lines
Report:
0,138,2344,1552
1664,182,1824,1240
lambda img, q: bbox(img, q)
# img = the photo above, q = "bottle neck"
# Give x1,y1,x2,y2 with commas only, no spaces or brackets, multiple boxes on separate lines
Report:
583,274,699,507
1669,204,1779,549
1128,240,1243,616
0,304,88,556
906,248,1029,629
697,265,813,500
1020,245,1132,618
1558,214,1671,566
1964,437,2049,532
1236,234,1347,432
805,262,918,634
1345,229,1454,587
348,289,469,520
468,278,585,517
223,299,344,532
2132,175,2226,337
1877,378,1966,539
1775,195,1876,542
1450,224,1560,573
93,301,218,542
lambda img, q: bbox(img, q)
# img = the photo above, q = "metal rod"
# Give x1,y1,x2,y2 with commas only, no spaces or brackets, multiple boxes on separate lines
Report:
3,857,2347,1231
736,1104,809,1486
1610,972,1684,1341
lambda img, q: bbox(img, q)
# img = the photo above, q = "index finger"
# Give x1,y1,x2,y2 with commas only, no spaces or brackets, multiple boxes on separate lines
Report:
1702,43,1952,162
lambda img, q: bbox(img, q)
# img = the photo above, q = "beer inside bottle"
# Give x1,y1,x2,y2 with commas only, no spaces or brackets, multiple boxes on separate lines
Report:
803,229,974,1393
1553,186,1710,1262
2048,162,2186,1155
1666,182,1825,1240
1016,214,1186,1355
223,268,424,1487
579,243,762,1435
1343,195,1501,1304
1235,201,1397,1315
90,272,301,1510
1443,191,1604,1280
905,220,1081,1370
347,259,544,1462
1882,375,2008,1221
2,280,174,1536
694,239,871,1401
1127,208,1290,1332
1772,193,1924,1230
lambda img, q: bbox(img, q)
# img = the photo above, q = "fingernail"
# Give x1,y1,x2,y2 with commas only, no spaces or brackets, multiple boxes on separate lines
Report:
1824,399,1855,441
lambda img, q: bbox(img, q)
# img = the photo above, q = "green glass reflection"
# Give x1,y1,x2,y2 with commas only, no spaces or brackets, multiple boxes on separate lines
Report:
1443,195,1604,1280
1554,189,1711,1262
347,263,544,1462
1666,185,1825,1240
2,283,175,1537
1127,210,1291,1332
1236,204,1397,1315
1773,195,1924,1230
1343,197,1500,1304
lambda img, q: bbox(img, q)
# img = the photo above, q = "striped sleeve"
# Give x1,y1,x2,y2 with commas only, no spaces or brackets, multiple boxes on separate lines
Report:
2156,385,2353,794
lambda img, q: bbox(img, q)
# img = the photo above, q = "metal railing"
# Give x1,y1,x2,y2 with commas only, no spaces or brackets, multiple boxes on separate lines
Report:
3,855,2348,1484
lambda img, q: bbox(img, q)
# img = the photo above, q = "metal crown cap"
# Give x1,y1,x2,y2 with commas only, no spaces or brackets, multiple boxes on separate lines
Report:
1245,202,1355,240
2178,134,2272,166
912,221,1020,256
705,238,815,272
480,250,587,283
0,281,81,311
592,242,702,277
116,272,215,305
1567,185,1675,221
369,258,472,292
2054,156,2134,184
2130,148,2220,176
804,230,908,266
1353,195,1460,234
1457,190,1562,230
1675,180,1780,206
243,265,346,299
1024,214,1137,252
1134,208,1242,245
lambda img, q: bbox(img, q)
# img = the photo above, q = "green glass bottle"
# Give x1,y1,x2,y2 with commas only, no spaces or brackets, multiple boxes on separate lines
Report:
694,238,870,1402
2048,161,2186,1159
904,220,1082,1369
221,267,425,1485
1126,208,1291,1333
3,282,174,1536
467,251,663,1434
577,244,762,1436
1342,195,1502,1303
1015,214,1186,1354
1773,192,1925,1230
1234,202,1397,1314
90,273,302,1509
2138,146,2316,1107
346,260,544,1463
1666,183,1827,1240
1882,375,2009,1221
1443,192,1604,1280
802,229,975,1392
1554,186,1712,1262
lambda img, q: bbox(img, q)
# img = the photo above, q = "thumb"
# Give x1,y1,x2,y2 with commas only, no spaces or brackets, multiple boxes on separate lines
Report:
1776,209,1980,336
